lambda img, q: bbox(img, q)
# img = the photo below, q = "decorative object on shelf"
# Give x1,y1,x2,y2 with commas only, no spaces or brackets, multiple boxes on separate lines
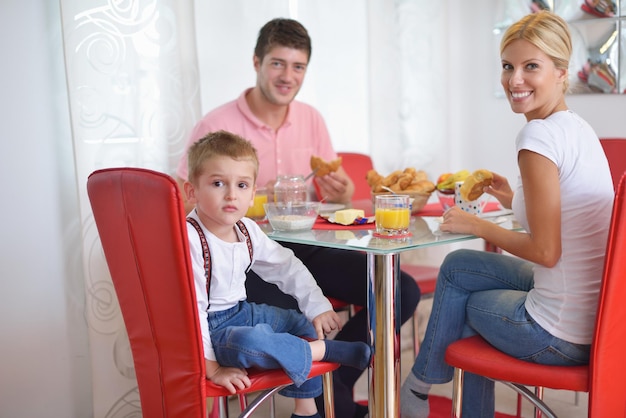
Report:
494,0,625,95
577,28,619,93
581,0,617,18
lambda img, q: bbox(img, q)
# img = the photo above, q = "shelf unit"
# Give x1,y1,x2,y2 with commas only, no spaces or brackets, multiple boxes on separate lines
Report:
494,0,625,95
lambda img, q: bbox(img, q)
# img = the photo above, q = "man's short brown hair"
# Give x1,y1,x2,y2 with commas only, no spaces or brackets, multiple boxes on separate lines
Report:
254,18,312,62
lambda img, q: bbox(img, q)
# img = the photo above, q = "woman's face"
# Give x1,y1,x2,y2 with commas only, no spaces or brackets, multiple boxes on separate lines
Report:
500,39,567,121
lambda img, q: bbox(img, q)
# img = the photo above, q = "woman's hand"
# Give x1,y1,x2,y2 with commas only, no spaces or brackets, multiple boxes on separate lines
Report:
438,206,483,235
484,172,513,209
312,310,343,340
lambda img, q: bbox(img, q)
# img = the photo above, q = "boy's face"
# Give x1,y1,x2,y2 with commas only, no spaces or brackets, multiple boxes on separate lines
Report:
185,155,256,231
254,45,309,107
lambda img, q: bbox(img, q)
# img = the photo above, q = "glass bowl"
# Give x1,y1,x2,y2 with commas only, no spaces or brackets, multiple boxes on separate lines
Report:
436,189,455,211
263,202,321,232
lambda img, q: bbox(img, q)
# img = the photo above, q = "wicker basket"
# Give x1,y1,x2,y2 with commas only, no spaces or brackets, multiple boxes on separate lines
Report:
371,191,431,215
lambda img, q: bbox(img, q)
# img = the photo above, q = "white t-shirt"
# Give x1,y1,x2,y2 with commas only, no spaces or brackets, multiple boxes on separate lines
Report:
511,110,614,345
186,212,332,360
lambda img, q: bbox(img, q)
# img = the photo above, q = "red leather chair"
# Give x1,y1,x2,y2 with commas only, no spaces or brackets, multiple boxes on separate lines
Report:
444,172,626,418
600,138,626,190
87,167,338,418
337,152,376,201
337,152,440,356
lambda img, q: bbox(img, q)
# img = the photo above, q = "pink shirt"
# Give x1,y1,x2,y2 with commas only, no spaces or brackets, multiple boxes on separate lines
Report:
176,88,337,188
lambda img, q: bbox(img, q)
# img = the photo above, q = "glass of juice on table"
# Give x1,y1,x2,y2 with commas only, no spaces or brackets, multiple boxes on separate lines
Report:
246,187,268,220
375,194,411,236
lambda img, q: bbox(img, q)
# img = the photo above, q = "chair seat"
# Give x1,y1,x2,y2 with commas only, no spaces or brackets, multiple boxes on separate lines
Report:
205,362,340,397
445,336,589,392
402,265,438,294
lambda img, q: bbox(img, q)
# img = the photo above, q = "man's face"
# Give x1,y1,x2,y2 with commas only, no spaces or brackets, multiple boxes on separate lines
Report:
254,46,309,107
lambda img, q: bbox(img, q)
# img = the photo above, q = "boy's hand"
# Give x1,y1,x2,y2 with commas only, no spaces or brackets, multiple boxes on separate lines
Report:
209,366,251,394
206,359,250,394
312,310,342,340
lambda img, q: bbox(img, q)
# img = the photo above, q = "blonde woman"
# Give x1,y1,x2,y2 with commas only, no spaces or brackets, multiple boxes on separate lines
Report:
400,11,614,418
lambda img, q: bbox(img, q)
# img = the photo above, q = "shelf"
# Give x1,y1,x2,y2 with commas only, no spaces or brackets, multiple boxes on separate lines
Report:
494,0,625,94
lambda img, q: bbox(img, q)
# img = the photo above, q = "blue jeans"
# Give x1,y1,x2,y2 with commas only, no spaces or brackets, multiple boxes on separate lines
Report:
410,249,590,417
207,301,321,398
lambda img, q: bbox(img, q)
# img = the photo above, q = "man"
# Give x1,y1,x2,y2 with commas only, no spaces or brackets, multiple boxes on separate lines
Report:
176,18,420,418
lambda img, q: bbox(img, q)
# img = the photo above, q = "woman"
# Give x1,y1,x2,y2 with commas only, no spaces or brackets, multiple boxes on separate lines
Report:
400,10,614,418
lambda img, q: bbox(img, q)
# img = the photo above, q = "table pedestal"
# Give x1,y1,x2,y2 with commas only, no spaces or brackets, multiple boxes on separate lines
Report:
367,252,401,417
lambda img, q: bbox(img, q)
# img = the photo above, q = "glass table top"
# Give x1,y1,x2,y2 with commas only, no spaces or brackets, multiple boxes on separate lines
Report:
259,211,520,255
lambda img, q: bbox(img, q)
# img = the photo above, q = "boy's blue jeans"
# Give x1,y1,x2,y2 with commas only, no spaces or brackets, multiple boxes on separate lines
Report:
207,300,321,398
411,249,590,417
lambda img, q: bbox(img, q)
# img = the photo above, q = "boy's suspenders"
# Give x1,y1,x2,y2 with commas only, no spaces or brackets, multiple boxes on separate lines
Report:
186,218,253,309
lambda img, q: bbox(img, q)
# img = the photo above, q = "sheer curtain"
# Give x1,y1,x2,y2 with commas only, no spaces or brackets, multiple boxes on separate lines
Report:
60,1,200,416
60,0,442,415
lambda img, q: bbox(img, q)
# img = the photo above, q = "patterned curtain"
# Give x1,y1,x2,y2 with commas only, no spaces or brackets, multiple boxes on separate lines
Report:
59,1,200,416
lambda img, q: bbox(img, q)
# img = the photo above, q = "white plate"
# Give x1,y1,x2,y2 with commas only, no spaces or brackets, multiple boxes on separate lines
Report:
319,203,346,213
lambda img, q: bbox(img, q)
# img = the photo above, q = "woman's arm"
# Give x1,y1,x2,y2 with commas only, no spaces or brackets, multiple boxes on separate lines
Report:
440,150,561,267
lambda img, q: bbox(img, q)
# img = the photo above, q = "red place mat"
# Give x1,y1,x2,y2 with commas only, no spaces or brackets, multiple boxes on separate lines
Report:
415,201,501,217
311,201,503,230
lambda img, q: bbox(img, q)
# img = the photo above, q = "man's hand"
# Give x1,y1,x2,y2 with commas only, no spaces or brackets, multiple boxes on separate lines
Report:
315,168,354,203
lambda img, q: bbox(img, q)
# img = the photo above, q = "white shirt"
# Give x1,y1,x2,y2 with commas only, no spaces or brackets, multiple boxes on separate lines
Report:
186,212,333,360
512,110,614,344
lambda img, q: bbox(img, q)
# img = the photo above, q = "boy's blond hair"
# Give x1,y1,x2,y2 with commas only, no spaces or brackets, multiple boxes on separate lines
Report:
187,130,259,184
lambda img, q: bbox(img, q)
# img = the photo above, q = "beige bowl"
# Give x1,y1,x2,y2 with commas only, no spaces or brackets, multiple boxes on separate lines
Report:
371,191,431,215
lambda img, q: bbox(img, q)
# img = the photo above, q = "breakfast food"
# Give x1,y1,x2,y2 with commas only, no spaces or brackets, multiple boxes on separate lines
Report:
310,155,342,177
436,169,470,193
366,167,435,194
459,169,493,201
334,209,365,225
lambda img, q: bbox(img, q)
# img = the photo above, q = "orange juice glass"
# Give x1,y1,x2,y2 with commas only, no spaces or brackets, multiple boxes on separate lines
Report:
375,195,411,236
246,188,268,220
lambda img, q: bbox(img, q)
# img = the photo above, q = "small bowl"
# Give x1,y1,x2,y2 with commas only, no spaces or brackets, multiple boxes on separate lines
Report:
371,191,431,215
264,202,321,232
436,189,455,211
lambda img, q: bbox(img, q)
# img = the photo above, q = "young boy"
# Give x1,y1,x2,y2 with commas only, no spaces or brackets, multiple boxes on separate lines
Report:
183,130,371,418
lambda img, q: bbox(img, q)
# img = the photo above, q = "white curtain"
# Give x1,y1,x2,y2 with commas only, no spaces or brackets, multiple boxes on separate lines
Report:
60,1,200,416
59,0,442,416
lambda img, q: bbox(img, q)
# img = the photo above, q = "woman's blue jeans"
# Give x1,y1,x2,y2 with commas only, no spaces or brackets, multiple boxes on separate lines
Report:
207,301,321,398
410,249,590,417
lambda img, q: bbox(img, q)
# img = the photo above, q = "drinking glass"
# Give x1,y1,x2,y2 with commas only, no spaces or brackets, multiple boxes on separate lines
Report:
375,194,411,236
246,187,268,220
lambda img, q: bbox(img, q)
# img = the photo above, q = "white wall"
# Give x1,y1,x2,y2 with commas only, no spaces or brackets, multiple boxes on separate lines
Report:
0,0,624,416
0,1,92,417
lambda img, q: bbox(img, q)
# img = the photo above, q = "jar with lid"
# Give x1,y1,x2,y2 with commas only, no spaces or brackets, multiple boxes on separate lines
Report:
274,175,307,203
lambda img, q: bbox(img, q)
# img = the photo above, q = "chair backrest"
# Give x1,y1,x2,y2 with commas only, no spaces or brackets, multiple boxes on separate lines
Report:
87,167,206,418
588,172,626,417
337,152,374,201
600,138,626,190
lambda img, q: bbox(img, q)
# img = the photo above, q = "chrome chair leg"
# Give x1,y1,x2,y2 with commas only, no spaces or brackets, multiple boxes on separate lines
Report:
534,386,544,418
451,368,464,418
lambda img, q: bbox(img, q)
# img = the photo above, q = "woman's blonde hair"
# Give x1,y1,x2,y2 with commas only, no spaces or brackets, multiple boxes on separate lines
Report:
500,10,572,92
187,130,259,184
